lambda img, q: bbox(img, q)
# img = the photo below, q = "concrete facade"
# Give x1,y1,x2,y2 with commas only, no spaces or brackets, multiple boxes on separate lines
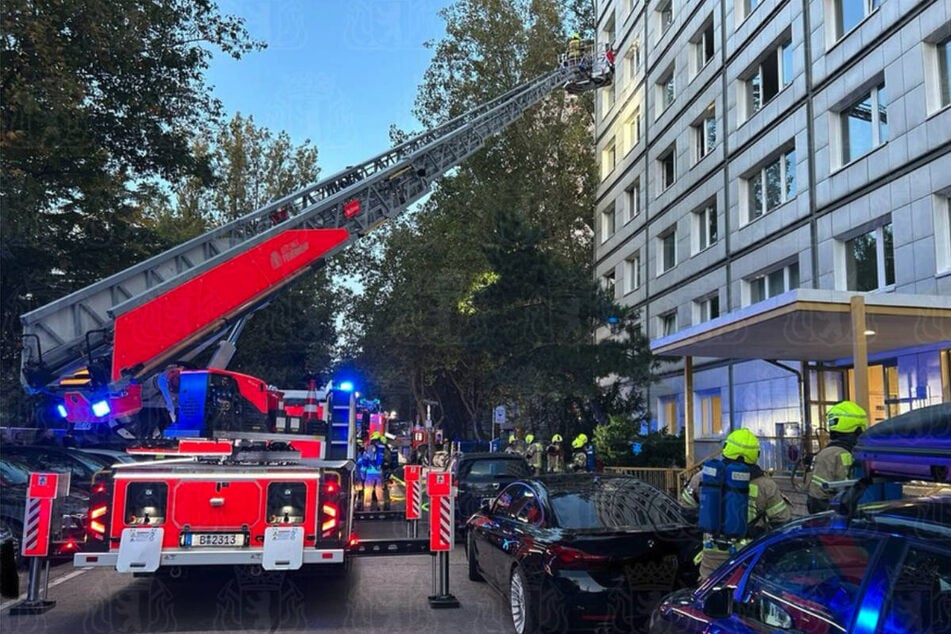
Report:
594,0,951,468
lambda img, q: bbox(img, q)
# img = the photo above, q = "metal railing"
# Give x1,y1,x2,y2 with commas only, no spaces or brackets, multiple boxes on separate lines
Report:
603,466,685,498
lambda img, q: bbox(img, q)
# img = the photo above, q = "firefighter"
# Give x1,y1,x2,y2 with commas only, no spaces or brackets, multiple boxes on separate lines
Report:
806,400,868,514
682,429,790,579
566,32,582,65
381,437,396,511
524,433,544,475
363,432,386,511
570,433,589,472
354,438,367,511
546,434,565,473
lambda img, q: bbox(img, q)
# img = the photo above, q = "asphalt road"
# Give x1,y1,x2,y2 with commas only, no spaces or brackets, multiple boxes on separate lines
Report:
0,518,518,634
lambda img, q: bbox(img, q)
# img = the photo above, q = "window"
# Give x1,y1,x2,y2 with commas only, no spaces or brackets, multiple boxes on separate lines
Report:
745,39,793,117
602,86,615,114
695,295,720,323
935,195,951,273
748,262,799,304
841,82,888,164
660,397,678,433
940,37,951,108
747,148,796,221
658,1,673,34
625,179,640,222
693,104,717,162
658,67,675,112
628,41,642,79
624,251,641,293
845,222,894,291
624,107,642,154
882,546,951,634
659,147,676,192
736,534,880,632
693,20,715,73
602,270,616,297
694,204,718,252
835,0,884,40
601,139,616,180
698,391,722,435
659,227,677,273
660,312,678,337
739,0,761,21
601,202,616,242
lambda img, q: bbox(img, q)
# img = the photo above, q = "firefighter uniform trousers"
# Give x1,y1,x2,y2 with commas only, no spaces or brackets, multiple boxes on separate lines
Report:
682,471,791,579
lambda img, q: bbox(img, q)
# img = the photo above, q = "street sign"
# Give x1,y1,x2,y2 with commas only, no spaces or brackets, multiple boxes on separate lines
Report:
427,471,452,497
493,406,506,425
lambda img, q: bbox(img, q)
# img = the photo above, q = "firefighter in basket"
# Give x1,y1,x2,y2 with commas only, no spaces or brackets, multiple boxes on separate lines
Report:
681,428,791,579
806,400,868,514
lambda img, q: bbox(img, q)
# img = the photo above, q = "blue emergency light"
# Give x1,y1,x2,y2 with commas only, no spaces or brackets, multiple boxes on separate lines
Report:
91,399,111,417
338,381,354,392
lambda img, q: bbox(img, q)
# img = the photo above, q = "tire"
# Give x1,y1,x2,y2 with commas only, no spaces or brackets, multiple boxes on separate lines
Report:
509,565,540,634
466,532,483,582
0,519,24,571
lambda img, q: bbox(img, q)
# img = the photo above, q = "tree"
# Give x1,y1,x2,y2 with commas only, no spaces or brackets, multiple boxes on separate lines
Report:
144,114,337,388
0,0,264,423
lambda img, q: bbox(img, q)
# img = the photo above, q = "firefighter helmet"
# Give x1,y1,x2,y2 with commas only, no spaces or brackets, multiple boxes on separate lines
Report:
525,434,534,445
370,431,382,442
571,433,588,449
551,434,563,443
722,428,760,465
826,400,868,434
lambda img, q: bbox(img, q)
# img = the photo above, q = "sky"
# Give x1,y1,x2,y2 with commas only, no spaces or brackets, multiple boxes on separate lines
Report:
206,0,451,177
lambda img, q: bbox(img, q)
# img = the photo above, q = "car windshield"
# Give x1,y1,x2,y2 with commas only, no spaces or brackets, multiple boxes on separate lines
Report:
549,477,685,530
460,458,530,479
0,459,30,485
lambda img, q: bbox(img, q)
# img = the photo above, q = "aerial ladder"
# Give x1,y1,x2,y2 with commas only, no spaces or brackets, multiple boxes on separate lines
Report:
19,56,609,438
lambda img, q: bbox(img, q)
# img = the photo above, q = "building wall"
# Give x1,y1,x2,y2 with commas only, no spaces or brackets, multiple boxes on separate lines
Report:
595,0,951,454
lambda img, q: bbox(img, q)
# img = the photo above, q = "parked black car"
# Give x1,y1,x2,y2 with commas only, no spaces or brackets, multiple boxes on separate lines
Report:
0,523,18,598
0,445,106,494
452,451,532,531
467,473,700,633
649,496,951,634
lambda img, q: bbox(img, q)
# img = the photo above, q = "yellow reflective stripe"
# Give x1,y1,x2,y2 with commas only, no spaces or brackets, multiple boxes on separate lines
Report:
693,551,703,565
811,475,829,485
749,483,759,497
766,500,787,517
841,453,853,467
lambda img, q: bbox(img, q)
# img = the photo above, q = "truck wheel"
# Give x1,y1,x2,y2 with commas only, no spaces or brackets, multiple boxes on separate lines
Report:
466,532,483,582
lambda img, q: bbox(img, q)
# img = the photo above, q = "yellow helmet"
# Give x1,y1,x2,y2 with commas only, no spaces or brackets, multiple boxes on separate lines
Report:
723,428,760,465
370,431,382,441
508,433,516,443
571,433,588,449
525,434,534,445
826,400,868,434
551,434,563,443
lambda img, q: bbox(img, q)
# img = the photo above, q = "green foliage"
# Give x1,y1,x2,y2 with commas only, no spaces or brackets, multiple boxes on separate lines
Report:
594,422,688,468
0,0,264,423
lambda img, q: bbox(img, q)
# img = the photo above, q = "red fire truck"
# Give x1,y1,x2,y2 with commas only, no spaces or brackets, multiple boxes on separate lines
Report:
18,60,604,575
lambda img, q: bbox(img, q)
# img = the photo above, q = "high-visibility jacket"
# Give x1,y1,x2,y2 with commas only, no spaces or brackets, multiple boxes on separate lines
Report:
807,445,853,503
683,467,791,578
525,441,544,471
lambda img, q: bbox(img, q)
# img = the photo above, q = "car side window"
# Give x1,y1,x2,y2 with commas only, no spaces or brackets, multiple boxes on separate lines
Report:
512,493,543,526
494,485,533,521
492,486,517,516
881,546,951,634
736,533,880,633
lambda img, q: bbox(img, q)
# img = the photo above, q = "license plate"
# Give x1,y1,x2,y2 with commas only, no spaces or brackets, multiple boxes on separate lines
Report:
187,533,245,547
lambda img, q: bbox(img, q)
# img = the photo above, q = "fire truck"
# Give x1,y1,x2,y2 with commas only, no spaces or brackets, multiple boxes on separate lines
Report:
17,57,607,575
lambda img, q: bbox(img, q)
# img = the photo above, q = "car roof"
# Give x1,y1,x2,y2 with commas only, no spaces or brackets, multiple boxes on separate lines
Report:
785,495,951,539
532,472,659,491
456,452,528,462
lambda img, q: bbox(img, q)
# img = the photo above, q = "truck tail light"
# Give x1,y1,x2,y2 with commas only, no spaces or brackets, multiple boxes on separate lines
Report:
320,473,341,539
87,472,112,549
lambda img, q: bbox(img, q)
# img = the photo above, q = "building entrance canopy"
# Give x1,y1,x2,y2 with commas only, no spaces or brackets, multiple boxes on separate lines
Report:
651,289,951,362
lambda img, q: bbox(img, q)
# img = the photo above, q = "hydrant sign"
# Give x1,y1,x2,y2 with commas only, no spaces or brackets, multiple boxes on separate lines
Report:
427,471,452,497
23,472,67,558
404,465,422,521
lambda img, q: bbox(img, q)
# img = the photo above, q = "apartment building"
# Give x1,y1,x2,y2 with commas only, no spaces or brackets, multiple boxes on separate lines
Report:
594,0,951,467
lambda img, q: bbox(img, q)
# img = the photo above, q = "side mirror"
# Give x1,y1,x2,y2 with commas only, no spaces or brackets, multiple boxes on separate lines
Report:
701,586,733,619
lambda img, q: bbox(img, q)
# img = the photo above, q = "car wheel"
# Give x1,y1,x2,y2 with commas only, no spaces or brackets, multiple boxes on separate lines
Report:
466,532,483,582
509,565,539,634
